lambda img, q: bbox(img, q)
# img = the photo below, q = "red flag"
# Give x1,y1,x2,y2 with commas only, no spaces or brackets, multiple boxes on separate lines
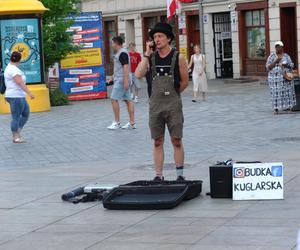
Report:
167,0,177,21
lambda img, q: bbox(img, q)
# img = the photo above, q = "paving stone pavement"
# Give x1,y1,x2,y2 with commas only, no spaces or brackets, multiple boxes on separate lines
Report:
0,80,300,249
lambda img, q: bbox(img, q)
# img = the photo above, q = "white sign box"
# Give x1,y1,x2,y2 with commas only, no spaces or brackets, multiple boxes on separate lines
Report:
233,163,284,200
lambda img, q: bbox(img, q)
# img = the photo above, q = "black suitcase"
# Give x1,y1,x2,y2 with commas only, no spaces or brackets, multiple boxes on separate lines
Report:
103,184,188,210
123,180,202,201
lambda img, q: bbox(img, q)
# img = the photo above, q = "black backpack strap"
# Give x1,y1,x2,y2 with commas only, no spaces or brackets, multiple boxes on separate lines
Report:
169,51,178,77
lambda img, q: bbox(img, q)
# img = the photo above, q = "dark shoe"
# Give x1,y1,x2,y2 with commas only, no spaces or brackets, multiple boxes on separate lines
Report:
192,99,197,103
176,175,185,181
153,176,164,182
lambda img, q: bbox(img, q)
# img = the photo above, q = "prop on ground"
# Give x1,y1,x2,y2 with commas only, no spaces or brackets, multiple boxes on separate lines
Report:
61,180,202,209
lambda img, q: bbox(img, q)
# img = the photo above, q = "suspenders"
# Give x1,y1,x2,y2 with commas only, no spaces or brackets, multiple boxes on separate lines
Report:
151,51,179,79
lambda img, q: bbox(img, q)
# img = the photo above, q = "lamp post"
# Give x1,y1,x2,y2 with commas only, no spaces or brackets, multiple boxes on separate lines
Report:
0,0,50,114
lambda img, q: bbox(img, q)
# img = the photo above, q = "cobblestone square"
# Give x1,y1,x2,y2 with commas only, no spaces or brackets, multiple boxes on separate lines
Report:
0,80,299,249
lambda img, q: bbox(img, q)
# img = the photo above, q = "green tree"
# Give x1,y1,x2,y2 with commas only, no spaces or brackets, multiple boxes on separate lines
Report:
41,0,80,71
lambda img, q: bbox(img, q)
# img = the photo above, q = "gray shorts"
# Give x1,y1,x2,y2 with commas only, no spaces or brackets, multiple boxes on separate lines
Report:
130,73,141,90
111,81,132,101
149,100,184,140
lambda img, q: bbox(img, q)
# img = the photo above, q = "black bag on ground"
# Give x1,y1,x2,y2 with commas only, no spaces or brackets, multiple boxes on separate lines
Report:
0,68,6,95
103,184,188,210
123,180,202,201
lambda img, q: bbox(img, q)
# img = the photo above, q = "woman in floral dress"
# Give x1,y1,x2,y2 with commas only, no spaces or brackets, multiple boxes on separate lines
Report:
266,41,296,114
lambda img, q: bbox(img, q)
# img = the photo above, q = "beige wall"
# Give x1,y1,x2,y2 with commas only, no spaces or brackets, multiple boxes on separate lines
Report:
202,1,241,79
268,0,300,71
81,0,243,79
118,14,143,53
81,0,165,15
202,13,215,79
231,16,240,79
81,1,146,54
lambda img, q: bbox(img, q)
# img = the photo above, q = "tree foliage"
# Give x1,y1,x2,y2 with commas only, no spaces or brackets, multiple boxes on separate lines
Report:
41,0,80,71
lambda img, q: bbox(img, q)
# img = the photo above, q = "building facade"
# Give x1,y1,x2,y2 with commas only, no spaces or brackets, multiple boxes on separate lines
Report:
81,0,300,80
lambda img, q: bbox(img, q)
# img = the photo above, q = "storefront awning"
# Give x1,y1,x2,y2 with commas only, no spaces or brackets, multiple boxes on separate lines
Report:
0,0,48,15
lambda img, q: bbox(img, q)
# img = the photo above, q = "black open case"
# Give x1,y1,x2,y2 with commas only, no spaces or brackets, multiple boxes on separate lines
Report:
102,180,202,210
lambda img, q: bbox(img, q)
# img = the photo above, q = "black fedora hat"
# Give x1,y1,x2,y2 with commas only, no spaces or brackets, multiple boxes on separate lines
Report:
149,22,174,41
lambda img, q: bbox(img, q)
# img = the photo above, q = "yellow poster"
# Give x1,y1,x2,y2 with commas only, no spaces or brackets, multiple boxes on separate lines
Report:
179,47,188,60
60,48,103,69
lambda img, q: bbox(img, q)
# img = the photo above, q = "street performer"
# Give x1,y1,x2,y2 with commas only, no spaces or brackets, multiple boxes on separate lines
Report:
135,22,189,181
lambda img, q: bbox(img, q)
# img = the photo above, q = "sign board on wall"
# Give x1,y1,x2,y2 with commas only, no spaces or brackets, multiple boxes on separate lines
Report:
203,14,209,24
233,163,284,200
178,15,186,29
231,11,238,32
59,12,106,101
0,18,42,84
49,63,59,78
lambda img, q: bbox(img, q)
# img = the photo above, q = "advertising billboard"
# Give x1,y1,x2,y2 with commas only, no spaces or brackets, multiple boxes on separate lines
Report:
0,18,43,84
59,12,106,100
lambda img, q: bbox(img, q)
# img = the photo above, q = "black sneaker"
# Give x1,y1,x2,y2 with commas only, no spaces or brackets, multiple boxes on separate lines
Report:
176,175,185,181
153,176,164,182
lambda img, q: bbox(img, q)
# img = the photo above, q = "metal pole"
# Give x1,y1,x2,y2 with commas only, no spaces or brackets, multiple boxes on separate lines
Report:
198,0,205,54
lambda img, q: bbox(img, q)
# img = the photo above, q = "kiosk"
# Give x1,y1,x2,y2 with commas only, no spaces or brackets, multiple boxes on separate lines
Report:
0,0,50,113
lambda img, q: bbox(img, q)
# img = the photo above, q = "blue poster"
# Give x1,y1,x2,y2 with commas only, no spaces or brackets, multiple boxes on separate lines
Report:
59,12,106,100
0,18,42,84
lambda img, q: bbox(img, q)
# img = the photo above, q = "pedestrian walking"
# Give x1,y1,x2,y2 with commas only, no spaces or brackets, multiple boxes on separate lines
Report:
107,36,136,130
4,51,35,143
135,22,189,181
266,41,296,114
128,42,142,103
188,44,207,102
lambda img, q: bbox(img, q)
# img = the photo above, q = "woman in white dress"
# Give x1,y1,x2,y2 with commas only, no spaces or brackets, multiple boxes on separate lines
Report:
188,44,208,102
